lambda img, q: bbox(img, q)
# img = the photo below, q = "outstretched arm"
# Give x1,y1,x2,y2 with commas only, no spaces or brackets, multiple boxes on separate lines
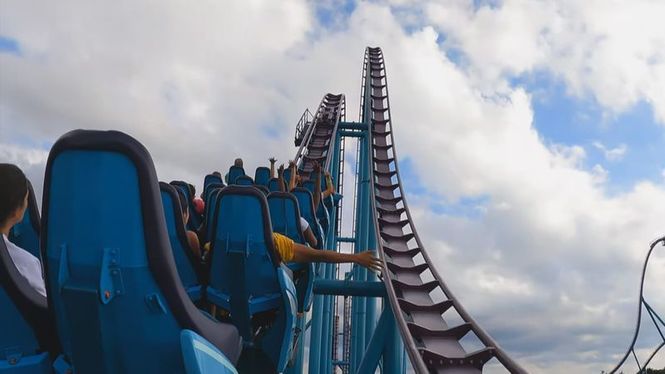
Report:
269,157,276,178
322,172,335,199
277,164,286,192
292,243,382,272
288,160,297,191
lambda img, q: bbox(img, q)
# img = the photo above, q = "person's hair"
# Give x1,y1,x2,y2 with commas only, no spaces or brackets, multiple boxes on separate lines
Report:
175,188,189,215
234,158,243,167
0,163,29,227
212,171,222,178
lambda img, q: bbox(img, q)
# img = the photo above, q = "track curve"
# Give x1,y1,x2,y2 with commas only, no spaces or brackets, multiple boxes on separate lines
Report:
362,47,527,373
610,235,665,373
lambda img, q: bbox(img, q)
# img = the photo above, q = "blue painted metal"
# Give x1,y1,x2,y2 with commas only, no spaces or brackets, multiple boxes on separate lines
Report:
313,280,386,297
207,187,296,372
357,306,391,374
160,183,203,302
181,330,238,374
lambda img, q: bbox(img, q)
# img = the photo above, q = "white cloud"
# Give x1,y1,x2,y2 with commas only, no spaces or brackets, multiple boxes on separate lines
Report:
593,141,628,161
1,1,664,373
425,0,665,124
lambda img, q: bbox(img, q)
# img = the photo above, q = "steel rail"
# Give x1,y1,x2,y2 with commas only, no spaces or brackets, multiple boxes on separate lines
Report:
362,47,527,373
609,235,665,374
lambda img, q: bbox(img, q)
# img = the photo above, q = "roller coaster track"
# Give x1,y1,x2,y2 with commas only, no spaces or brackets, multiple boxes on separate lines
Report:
610,236,665,373
292,47,526,373
294,93,346,174
362,47,526,373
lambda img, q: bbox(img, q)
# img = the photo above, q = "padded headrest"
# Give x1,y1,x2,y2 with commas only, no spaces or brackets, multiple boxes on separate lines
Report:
211,185,280,266
42,129,240,362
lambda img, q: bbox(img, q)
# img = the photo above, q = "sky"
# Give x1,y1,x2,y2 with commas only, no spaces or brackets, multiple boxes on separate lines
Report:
1,0,664,372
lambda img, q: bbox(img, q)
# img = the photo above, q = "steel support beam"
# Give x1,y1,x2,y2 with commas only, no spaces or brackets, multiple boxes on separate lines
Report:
357,306,391,374
313,280,386,297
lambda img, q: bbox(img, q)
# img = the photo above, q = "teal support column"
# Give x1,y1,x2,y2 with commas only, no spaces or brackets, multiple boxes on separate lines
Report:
286,316,306,374
321,130,343,374
382,303,403,374
356,306,391,374
351,128,370,373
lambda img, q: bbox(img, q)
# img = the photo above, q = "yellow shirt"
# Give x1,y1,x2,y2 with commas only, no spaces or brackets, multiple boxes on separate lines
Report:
272,232,295,262
204,233,295,262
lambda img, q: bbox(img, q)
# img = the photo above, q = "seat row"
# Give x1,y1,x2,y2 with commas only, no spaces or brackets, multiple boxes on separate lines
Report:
1,129,337,374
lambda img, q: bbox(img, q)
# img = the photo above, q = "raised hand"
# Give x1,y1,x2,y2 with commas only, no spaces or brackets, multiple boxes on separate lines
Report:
269,157,276,164
354,251,383,273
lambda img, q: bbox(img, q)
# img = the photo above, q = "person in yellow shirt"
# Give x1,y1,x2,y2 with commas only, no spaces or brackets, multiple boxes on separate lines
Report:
272,232,381,272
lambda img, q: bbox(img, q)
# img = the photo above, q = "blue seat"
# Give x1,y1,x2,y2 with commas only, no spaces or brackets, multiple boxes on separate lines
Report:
207,186,296,373
171,181,203,232
254,167,270,187
203,183,225,204
202,176,224,203
203,188,224,243
267,178,283,193
302,181,330,236
0,238,56,373
282,168,292,187
226,166,245,185
254,185,270,196
160,182,204,301
8,180,41,259
41,129,241,373
234,175,254,186
291,188,324,249
203,174,224,196
267,192,314,313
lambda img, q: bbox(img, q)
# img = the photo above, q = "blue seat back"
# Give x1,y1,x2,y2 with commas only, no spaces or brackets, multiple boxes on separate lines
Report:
226,166,245,185
160,182,203,299
203,174,224,195
234,175,254,186
207,186,296,371
204,183,225,203
266,193,315,313
301,180,330,235
267,178,283,192
267,192,305,244
254,167,270,187
0,237,54,370
42,130,241,372
255,185,270,196
204,188,223,242
9,181,41,259
171,181,203,232
292,188,324,249
282,168,292,187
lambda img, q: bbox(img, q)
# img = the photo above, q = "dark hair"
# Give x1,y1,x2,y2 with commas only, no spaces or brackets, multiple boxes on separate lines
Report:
175,188,189,214
233,158,243,167
0,163,29,226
